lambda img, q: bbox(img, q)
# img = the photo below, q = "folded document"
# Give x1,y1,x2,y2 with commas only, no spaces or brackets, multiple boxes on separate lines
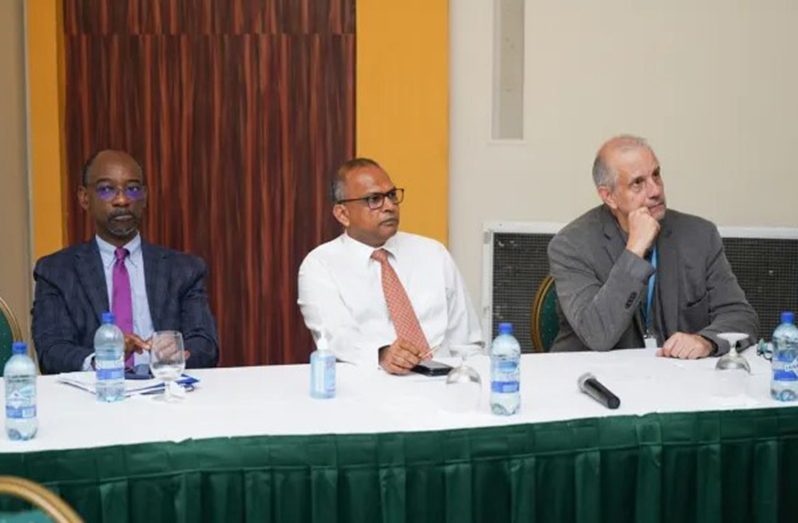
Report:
57,372,198,397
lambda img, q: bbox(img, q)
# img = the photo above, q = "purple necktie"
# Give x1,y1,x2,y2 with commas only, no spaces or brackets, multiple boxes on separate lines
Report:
112,247,134,367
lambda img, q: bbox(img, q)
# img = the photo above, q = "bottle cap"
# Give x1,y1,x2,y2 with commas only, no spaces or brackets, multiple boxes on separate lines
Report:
102,312,115,324
781,311,795,324
498,322,513,335
11,342,27,355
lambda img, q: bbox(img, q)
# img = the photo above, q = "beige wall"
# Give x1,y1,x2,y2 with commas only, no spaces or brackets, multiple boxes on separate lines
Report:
0,0,31,340
451,0,798,310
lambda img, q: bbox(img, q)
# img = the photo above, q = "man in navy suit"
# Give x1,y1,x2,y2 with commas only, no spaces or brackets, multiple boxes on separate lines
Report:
32,150,219,374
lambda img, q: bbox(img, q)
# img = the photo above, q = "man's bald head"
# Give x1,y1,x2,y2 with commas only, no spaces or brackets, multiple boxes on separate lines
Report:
82,150,144,187
592,135,653,189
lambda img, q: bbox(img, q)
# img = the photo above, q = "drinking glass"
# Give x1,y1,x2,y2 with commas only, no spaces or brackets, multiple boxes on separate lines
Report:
149,331,186,402
715,332,751,396
716,333,751,372
443,344,483,412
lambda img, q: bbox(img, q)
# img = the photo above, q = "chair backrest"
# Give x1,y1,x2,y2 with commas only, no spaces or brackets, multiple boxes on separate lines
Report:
531,275,559,352
0,476,83,523
0,296,23,370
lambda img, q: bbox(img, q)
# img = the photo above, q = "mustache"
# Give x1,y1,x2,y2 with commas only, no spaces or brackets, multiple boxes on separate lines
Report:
109,210,135,220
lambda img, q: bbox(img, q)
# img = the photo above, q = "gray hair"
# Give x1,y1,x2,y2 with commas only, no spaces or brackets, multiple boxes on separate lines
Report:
592,135,651,189
331,157,382,202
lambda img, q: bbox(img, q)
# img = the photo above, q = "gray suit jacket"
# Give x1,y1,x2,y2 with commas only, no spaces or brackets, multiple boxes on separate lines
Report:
547,205,758,354
32,240,219,374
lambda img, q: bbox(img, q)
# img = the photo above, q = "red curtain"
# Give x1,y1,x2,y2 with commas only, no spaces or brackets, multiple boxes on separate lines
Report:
62,0,355,366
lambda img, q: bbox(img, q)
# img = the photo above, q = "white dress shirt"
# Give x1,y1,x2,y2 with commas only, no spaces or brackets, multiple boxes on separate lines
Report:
298,231,483,369
82,234,155,369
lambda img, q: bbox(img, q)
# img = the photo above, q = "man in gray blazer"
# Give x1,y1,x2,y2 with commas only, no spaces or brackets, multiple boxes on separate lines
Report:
548,135,757,358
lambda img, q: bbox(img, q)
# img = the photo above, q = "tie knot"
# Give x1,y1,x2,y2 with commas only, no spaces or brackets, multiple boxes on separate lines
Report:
371,248,389,263
114,247,129,262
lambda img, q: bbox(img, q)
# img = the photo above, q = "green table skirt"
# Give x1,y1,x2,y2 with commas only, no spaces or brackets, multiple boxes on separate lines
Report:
2,407,797,523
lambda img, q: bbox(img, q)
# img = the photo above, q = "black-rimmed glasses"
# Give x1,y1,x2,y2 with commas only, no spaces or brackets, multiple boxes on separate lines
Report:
336,188,404,210
89,183,147,202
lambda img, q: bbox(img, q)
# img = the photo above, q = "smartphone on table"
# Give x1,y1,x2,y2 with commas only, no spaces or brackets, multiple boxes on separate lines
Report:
411,360,453,377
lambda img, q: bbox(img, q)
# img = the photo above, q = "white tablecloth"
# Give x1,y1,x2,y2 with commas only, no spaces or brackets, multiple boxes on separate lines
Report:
0,347,787,453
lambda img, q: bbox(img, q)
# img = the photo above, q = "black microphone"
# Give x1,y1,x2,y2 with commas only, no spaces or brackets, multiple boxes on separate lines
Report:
578,373,621,409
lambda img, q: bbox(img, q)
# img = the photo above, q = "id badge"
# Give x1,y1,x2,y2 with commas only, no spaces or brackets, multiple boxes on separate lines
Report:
643,334,658,349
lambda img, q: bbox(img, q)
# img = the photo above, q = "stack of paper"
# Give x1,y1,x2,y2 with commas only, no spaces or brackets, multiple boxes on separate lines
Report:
57,372,198,397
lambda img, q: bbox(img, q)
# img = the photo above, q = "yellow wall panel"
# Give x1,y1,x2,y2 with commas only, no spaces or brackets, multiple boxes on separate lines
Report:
356,0,449,244
26,0,66,259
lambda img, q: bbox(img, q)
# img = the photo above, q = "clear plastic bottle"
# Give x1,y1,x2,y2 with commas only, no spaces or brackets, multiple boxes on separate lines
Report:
490,322,521,415
310,335,336,399
771,311,798,401
94,312,126,402
4,342,38,440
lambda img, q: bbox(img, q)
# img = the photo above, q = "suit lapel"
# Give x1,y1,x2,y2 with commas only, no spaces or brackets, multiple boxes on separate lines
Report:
656,214,680,337
600,206,627,272
76,240,109,320
600,206,646,342
142,241,167,329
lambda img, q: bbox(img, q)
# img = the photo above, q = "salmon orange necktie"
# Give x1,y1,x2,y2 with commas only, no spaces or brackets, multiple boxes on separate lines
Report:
371,248,430,351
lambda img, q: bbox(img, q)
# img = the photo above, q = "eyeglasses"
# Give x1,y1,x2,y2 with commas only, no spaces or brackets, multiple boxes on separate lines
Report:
336,188,404,210
89,183,147,202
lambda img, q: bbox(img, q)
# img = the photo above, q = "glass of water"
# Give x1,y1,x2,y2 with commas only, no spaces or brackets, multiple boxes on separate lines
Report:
715,332,751,397
149,331,186,402
444,344,483,412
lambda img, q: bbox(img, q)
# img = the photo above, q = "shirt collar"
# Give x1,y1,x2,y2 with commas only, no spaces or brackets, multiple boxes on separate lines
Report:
342,231,401,265
96,233,142,269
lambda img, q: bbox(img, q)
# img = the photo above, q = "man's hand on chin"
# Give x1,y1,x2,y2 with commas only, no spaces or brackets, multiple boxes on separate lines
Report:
656,332,713,359
626,207,661,258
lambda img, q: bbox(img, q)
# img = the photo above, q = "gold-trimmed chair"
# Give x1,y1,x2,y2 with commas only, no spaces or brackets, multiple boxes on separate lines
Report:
0,296,24,369
530,275,559,352
0,476,83,522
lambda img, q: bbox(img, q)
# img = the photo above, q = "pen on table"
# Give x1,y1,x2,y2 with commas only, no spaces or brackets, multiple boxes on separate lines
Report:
423,345,442,359
139,383,195,396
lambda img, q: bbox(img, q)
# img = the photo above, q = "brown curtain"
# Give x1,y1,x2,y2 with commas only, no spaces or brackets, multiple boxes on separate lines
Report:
62,0,355,366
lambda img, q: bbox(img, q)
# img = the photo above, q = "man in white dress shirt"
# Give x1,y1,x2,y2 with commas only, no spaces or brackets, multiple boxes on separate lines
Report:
298,158,482,374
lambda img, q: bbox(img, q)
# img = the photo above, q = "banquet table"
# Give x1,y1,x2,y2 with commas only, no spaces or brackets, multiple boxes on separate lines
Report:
1,348,796,523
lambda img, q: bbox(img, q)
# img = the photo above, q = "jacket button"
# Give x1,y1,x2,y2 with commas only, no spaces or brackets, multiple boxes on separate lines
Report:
625,292,638,308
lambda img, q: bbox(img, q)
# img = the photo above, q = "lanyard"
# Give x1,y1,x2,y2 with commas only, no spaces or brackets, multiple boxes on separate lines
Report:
644,246,657,331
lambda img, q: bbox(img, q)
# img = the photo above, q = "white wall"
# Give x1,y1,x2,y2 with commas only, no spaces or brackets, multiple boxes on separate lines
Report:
450,0,798,312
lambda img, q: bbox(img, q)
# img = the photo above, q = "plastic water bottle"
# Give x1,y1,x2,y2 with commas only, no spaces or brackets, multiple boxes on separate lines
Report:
4,342,38,440
310,335,336,399
771,311,798,401
95,312,125,402
491,322,521,415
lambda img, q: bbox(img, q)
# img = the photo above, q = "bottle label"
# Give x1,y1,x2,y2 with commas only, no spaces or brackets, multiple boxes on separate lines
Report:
322,356,336,394
6,405,36,419
491,357,519,393
492,359,519,373
311,353,336,396
5,380,36,419
491,381,520,393
96,367,125,380
772,353,798,381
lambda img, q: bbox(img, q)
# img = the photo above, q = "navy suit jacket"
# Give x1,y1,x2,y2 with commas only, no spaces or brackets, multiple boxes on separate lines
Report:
32,239,219,374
